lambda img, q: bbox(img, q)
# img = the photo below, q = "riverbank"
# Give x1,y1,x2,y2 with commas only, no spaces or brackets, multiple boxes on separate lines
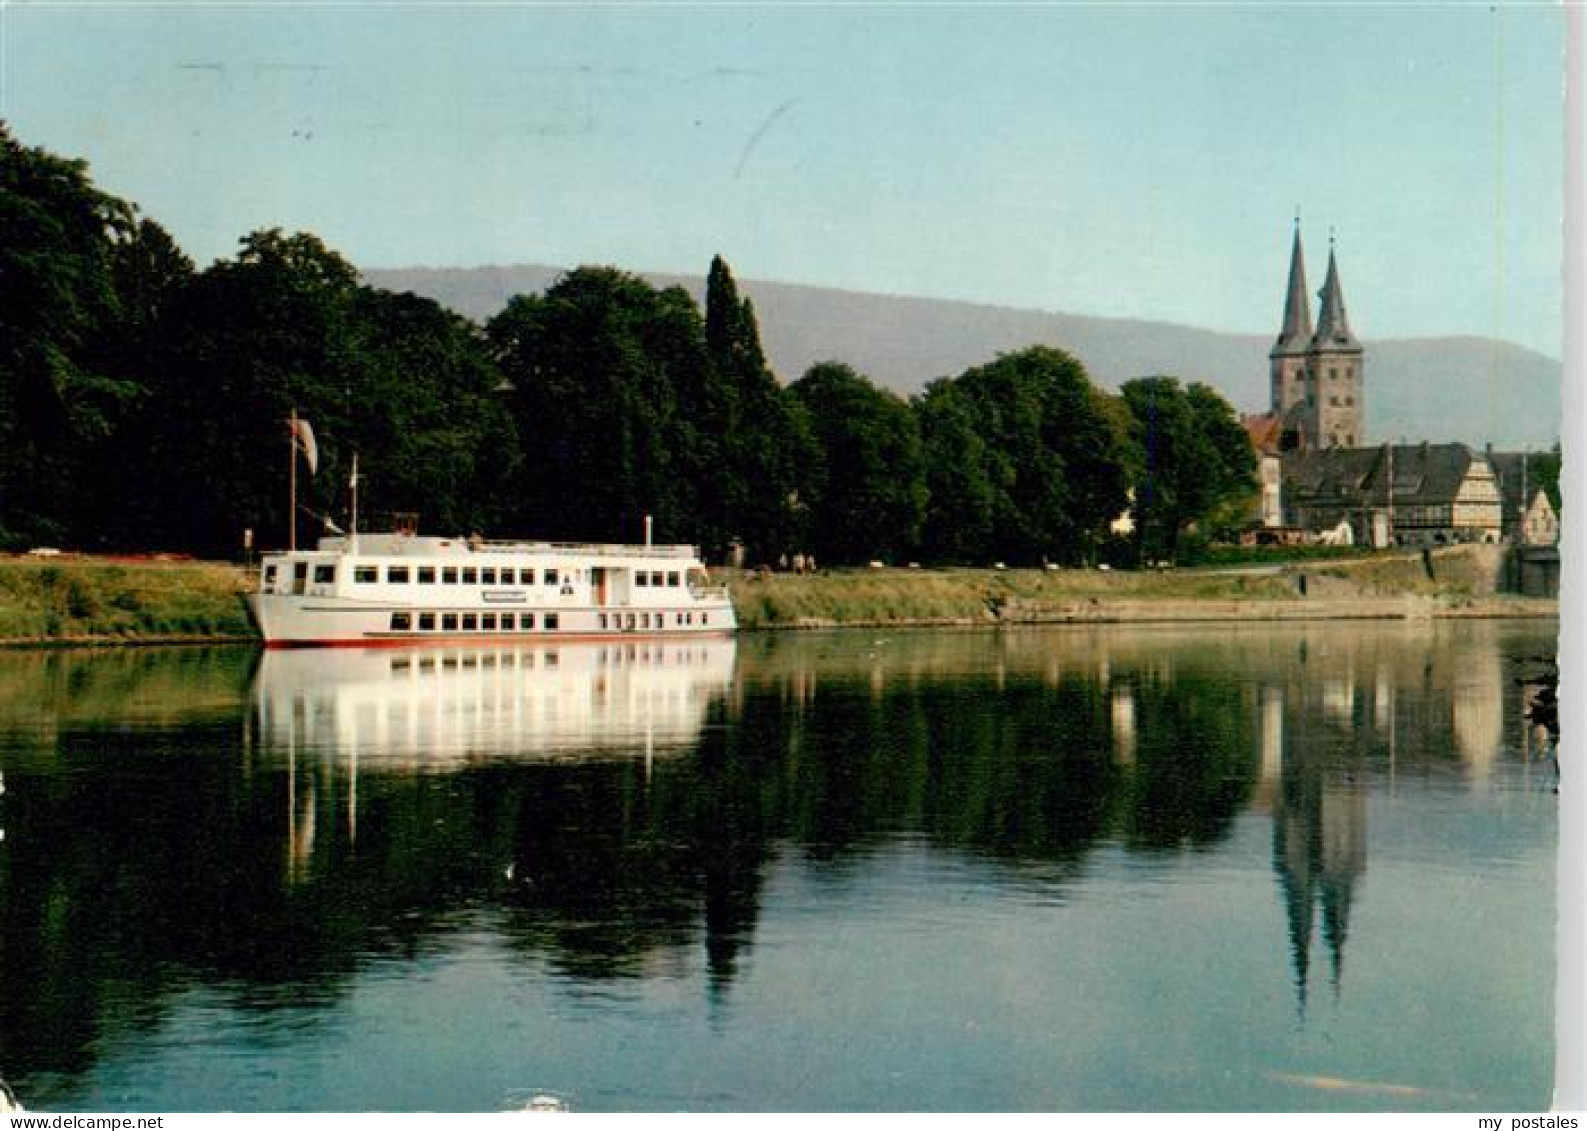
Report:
0,544,1557,645
0,557,255,645
728,545,1556,629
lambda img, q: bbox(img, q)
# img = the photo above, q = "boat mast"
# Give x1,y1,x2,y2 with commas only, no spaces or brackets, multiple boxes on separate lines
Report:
349,453,360,554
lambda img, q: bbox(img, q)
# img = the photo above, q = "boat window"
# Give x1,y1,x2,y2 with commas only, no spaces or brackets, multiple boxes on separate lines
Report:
650,571,664,587
442,567,459,584
545,613,559,631
417,567,436,584
264,565,278,584
462,568,478,585
354,566,377,584
702,613,709,626
387,566,409,584
390,612,412,631
500,613,515,631
315,565,336,584
442,613,459,631
544,568,559,586
636,572,648,587
461,613,478,631
418,613,435,631
667,571,680,587
481,568,497,585
521,613,535,630
599,614,608,630
482,613,497,631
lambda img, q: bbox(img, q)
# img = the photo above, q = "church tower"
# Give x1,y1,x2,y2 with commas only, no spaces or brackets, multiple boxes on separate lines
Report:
1269,222,1313,449
1305,239,1365,448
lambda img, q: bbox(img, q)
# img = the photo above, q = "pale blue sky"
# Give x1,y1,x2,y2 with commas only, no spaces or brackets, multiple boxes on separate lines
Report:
0,2,1566,357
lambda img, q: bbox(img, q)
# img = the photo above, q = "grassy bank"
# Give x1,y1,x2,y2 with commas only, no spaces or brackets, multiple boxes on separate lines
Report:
729,545,1553,629
0,545,1554,644
730,564,1298,629
0,558,255,643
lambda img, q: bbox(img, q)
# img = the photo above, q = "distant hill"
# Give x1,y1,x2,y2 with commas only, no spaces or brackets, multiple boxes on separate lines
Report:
365,265,1562,450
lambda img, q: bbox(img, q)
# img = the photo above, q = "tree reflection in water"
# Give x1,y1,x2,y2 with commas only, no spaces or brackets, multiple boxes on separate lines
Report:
0,621,1556,1104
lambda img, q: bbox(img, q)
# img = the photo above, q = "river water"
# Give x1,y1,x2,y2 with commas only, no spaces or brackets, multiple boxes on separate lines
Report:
0,621,1559,1112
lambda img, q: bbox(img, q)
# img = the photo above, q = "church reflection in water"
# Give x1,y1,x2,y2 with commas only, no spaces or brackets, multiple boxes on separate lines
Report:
1235,624,1553,1016
246,623,1550,1009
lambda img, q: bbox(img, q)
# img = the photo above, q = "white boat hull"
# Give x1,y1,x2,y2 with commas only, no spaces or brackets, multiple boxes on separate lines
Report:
248,592,735,647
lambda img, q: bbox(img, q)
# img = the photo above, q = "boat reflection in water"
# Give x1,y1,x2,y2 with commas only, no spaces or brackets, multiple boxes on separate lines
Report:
254,638,737,770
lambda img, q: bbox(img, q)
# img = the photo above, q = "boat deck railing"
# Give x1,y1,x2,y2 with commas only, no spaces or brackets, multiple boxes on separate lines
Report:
474,540,701,560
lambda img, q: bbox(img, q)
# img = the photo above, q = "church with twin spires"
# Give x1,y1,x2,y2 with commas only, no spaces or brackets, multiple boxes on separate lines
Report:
1268,222,1364,451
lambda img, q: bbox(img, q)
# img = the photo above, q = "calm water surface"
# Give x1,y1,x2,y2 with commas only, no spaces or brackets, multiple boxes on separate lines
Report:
0,622,1558,1111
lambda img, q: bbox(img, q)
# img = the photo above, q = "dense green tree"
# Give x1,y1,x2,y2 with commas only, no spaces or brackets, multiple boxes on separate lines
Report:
489,267,706,546
344,287,519,537
915,378,999,562
704,255,815,564
131,229,366,554
0,123,151,546
1119,376,1256,563
788,361,925,563
126,229,515,555
916,347,1130,564
76,217,197,546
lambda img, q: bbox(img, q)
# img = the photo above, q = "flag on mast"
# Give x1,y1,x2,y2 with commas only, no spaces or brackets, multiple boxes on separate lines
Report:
289,417,318,475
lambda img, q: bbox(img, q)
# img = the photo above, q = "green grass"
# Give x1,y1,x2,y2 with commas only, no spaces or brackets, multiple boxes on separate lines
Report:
0,558,256,642
726,545,1529,628
726,565,1299,629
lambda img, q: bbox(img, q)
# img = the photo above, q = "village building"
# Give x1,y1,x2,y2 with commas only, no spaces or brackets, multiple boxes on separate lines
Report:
1281,442,1502,548
1485,450,1561,547
1241,413,1285,529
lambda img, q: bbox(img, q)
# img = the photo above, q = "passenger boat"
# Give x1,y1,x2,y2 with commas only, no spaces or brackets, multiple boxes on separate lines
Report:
247,530,736,647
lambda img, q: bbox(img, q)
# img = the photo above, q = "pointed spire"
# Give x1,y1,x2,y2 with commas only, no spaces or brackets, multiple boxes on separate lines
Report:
1272,220,1313,358
1312,241,1362,353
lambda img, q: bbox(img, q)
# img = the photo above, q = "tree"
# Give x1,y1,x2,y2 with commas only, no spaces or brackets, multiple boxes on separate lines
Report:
1119,376,1256,563
127,229,515,555
915,378,999,563
489,267,705,546
130,230,366,553
0,123,148,545
344,287,518,537
703,255,814,564
915,347,1130,564
789,362,925,563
